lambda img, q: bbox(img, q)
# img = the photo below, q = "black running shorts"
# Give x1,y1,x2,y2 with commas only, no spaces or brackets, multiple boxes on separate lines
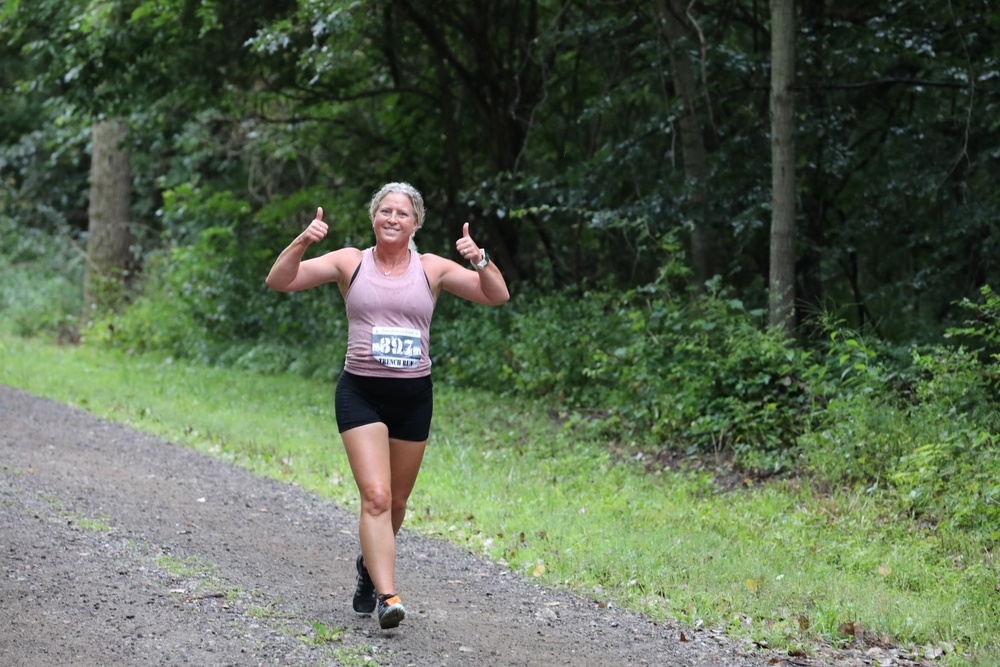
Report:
335,370,433,442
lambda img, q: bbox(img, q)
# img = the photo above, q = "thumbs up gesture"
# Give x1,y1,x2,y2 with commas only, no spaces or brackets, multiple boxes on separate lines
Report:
299,207,329,246
455,222,483,265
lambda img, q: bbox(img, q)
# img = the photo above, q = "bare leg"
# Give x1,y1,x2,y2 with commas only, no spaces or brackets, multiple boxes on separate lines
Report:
342,423,426,596
389,436,427,535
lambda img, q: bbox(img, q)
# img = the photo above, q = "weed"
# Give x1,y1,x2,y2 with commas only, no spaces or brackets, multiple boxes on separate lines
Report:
304,620,345,645
247,602,281,619
156,554,215,579
74,515,112,532
333,643,386,665
3,336,999,663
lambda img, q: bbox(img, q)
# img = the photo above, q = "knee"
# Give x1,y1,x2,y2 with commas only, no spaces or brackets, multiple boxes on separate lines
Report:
361,486,392,517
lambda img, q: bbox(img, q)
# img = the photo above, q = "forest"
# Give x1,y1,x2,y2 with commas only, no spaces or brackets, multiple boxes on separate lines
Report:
2,0,1000,594
4,0,1000,661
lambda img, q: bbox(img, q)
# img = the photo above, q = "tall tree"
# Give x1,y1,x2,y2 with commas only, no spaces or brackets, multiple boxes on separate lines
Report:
84,118,133,311
653,0,715,289
380,0,550,282
6,0,998,343
769,0,796,331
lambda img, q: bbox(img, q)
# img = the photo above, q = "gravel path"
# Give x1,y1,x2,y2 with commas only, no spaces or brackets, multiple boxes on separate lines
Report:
1,384,907,666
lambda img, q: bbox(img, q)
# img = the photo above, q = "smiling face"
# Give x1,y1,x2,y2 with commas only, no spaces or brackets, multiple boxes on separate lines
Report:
368,182,425,227
372,192,418,246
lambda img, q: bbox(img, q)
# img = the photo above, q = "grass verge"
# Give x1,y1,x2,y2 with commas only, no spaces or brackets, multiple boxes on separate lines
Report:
1,335,996,665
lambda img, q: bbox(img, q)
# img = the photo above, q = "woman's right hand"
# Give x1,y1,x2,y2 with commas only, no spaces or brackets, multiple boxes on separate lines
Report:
298,207,329,246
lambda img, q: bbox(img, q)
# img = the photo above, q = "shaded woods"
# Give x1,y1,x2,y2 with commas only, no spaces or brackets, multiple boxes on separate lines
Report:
2,0,999,546
3,4,1000,662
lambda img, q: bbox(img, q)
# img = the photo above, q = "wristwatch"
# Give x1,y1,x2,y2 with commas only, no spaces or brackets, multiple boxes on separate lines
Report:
472,248,490,270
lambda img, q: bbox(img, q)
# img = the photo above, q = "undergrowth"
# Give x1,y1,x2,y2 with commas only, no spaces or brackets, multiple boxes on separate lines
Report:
1,337,997,664
3,215,1000,662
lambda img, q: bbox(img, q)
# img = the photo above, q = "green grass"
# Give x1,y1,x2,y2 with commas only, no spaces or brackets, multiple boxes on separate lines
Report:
155,554,216,579
1,335,996,665
73,514,112,532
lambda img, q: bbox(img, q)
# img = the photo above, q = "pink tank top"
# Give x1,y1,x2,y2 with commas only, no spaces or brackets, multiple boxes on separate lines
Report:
344,247,435,378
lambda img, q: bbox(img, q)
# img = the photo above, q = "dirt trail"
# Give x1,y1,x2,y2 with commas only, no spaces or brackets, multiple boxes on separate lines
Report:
0,384,852,666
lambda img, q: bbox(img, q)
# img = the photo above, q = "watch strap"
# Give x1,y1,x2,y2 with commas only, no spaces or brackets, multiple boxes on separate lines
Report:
473,248,490,270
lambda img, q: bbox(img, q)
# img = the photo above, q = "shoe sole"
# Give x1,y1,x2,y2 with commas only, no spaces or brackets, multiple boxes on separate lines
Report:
378,604,406,629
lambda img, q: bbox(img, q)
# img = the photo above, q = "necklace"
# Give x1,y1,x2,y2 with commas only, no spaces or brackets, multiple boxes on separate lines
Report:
373,247,409,276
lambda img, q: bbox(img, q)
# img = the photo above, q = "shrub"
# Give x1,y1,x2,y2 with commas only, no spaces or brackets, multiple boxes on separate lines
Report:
799,298,1000,538
436,273,824,470
0,216,83,341
90,187,349,375
586,278,821,469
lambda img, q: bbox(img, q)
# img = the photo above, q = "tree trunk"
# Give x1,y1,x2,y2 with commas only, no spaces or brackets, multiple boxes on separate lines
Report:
653,0,714,289
84,118,134,314
769,0,796,332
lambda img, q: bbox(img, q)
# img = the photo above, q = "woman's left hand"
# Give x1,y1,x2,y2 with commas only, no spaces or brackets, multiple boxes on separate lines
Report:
455,222,483,265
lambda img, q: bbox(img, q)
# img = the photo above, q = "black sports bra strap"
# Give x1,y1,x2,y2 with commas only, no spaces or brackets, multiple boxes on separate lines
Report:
349,261,362,287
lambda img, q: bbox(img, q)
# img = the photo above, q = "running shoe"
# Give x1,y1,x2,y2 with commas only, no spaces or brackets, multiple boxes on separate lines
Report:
377,593,405,629
352,554,376,616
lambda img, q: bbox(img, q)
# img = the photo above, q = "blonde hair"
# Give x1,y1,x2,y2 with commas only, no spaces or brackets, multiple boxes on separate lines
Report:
368,182,425,231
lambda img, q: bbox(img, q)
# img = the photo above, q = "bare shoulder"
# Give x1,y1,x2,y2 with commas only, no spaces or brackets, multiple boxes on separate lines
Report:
420,251,467,285
418,249,508,305
328,246,364,290
419,251,449,279
330,246,364,266
296,246,363,293
419,252,460,300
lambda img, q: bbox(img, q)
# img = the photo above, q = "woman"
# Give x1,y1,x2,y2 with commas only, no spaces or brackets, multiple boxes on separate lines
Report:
265,182,509,629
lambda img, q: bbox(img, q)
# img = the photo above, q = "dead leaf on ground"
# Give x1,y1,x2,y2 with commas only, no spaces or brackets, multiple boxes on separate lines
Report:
838,621,858,637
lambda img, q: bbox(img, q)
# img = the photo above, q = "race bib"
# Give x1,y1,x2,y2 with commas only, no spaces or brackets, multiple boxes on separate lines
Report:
371,326,422,368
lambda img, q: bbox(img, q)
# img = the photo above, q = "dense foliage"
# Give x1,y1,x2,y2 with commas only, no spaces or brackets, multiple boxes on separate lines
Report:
4,1,999,327
2,1,999,542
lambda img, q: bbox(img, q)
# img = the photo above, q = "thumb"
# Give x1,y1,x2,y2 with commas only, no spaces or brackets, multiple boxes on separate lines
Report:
462,222,470,238
316,207,323,221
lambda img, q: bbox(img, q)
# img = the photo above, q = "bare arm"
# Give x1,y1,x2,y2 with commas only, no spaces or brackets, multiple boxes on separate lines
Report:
424,223,510,306
266,207,357,293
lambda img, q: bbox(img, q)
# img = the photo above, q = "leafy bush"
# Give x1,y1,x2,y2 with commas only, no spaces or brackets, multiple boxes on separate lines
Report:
0,216,84,340
891,408,999,536
797,325,911,483
90,187,347,376
948,284,1000,392
431,294,518,389
437,271,823,470
579,278,820,469
440,275,1000,538
68,178,1000,536
890,299,1000,536
799,301,1000,538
